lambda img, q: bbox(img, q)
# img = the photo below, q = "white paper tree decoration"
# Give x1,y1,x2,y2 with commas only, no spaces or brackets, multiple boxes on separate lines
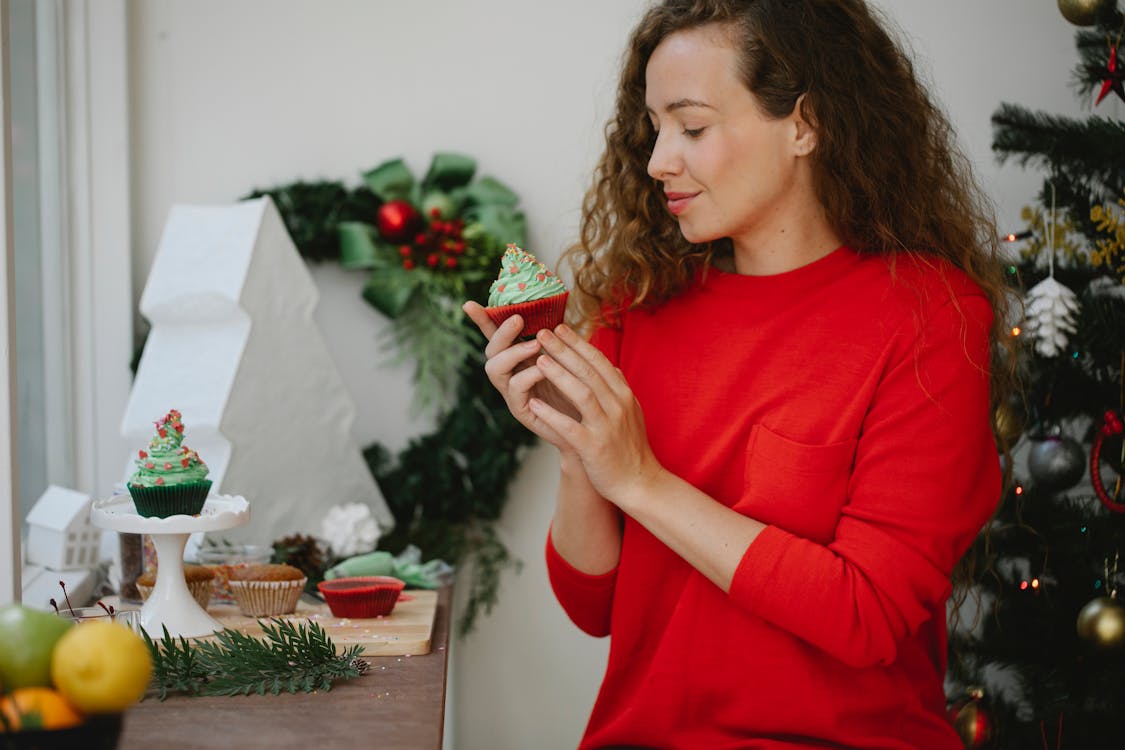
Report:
1023,186,1081,359
121,197,393,545
1024,275,1080,357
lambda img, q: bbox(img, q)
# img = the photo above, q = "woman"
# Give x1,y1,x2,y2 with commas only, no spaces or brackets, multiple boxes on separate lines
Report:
464,0,1011,747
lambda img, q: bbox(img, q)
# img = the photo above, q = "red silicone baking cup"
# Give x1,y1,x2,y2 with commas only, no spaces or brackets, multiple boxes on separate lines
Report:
317,576,406,618
485,291,568,338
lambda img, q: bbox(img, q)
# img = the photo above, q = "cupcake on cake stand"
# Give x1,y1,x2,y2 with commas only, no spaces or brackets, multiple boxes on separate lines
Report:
91,494,250,638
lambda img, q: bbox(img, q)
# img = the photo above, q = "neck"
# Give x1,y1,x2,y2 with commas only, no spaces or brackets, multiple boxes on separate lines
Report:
728,165,842,276
730,219,842,276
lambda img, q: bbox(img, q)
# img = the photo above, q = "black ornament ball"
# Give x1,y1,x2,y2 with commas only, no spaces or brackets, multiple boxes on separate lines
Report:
1076,596,1125,650
1027,436,1085,490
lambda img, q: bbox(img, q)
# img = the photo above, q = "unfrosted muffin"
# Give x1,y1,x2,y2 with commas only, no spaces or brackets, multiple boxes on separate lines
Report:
228,564,306,617
135,564,215,610
484,244,568,337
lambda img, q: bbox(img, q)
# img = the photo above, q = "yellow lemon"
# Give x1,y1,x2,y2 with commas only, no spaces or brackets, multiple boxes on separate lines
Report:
50,621,152,714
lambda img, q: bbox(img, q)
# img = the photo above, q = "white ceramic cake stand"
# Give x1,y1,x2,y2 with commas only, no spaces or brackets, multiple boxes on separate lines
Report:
90,493,250,638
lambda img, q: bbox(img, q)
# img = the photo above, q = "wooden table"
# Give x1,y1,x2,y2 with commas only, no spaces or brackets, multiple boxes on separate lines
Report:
117,585,452,750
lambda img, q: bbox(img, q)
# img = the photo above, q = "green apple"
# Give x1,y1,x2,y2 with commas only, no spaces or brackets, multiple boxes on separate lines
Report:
0,603,74,689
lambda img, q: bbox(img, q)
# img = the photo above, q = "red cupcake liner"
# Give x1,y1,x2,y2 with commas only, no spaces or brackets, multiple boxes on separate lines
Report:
485,291,568,338
317,576,406,618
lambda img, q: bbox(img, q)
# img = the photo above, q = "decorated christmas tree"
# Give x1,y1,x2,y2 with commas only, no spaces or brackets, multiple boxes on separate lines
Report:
945,2,1125,748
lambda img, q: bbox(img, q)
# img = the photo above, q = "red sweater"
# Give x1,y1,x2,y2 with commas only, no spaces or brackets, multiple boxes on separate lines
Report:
546,247,1000,749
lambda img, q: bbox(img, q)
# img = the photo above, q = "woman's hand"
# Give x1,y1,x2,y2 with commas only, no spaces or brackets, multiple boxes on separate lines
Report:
529,324,664,508
462,301,580,452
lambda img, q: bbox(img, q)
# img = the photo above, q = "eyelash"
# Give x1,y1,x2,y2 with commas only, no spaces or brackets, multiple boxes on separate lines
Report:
647,124,706,139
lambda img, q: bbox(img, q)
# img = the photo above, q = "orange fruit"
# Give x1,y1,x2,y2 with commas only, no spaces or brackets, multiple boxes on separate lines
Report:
0,686,84,731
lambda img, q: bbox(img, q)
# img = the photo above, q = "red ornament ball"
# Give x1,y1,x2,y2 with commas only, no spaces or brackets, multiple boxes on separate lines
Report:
376,200,421,243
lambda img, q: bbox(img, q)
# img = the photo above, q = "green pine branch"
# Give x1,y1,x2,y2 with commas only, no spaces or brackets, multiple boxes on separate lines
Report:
1073,11,1125,94
244,181,380,263
144,620,367,699
991,103,1125,238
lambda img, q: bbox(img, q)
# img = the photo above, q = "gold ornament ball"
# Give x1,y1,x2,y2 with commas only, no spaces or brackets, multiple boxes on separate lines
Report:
993,403,1024,446
952,700,993,748
1076,596,1125,649
1057,0,1112,26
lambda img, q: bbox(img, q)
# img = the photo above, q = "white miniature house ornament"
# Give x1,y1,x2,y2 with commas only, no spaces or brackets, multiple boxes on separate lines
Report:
25,485,101,570
121,198,393,545
21,485,100,610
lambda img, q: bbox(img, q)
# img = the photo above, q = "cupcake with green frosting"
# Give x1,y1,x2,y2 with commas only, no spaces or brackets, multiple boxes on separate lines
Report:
485,244,569,336
127,409,213,518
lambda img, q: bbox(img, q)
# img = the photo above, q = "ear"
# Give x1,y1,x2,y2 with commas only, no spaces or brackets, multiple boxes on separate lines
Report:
791,94,817,157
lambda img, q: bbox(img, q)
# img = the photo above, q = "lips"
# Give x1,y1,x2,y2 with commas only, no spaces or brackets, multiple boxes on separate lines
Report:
664,191,698,216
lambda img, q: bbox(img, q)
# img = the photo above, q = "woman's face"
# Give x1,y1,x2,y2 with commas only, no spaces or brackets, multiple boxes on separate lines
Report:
645,25,816,261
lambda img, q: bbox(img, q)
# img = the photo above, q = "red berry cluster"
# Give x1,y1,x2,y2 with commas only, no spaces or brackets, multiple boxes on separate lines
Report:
399,208,468,271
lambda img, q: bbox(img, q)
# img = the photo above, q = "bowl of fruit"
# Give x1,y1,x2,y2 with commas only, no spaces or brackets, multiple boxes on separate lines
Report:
0,602,153,748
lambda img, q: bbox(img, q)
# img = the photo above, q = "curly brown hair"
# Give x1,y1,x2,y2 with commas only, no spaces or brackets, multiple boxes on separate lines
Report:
563,0,1011,344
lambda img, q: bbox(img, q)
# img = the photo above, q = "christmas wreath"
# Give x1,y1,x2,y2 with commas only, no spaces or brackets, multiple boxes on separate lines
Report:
245,153,538,634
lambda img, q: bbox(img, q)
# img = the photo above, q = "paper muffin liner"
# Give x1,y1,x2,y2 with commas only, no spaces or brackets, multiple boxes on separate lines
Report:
127,480,212,518
136,579,213,610
317,576,406,618
229,577,306,617
485,291,568,338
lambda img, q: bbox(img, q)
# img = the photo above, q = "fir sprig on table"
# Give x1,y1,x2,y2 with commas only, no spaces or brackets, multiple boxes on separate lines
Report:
144,619,367,699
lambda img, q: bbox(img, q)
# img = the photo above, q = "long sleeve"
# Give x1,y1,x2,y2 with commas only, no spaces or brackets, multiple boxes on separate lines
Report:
729,293,1000,667
545,531,617,637
543,322,624,637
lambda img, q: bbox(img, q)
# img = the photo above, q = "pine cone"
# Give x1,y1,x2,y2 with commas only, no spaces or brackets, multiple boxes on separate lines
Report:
271,534,330,588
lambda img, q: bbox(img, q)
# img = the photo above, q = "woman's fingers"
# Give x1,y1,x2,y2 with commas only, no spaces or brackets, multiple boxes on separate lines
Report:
551,324,633,400
462,301,496,339
535,326,620,411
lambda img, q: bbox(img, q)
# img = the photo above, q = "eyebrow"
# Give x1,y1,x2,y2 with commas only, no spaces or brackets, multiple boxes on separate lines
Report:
645,98,714,115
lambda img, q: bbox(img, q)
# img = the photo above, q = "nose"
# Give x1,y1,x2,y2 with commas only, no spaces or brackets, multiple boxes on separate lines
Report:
647,129,682,181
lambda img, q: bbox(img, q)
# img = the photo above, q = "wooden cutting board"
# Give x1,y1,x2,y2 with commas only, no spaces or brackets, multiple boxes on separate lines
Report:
204,589,438,657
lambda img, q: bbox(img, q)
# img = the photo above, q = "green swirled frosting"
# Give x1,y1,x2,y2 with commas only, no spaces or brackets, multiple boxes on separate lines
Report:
487,244,567,306
129,409,210,488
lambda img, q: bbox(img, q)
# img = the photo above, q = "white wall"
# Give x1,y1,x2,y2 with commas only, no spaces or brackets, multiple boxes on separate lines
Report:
125,1,1102,747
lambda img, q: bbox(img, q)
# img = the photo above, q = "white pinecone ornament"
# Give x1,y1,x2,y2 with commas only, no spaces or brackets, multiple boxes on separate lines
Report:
1024,276,1079,357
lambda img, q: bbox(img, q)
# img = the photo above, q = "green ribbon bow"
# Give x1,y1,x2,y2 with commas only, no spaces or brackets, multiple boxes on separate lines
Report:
323,549,453,590
337,152,526,320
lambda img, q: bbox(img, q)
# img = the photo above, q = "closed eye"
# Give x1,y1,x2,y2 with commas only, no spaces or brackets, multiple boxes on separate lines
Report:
682,127,706,138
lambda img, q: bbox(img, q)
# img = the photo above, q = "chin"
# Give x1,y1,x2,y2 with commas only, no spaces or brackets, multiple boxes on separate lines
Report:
675,220,721,245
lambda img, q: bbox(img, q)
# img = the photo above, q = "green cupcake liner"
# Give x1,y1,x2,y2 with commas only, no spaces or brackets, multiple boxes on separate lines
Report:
128,480,212,518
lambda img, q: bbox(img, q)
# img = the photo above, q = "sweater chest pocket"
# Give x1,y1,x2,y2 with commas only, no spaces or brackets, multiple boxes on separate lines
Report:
734,423,857,544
